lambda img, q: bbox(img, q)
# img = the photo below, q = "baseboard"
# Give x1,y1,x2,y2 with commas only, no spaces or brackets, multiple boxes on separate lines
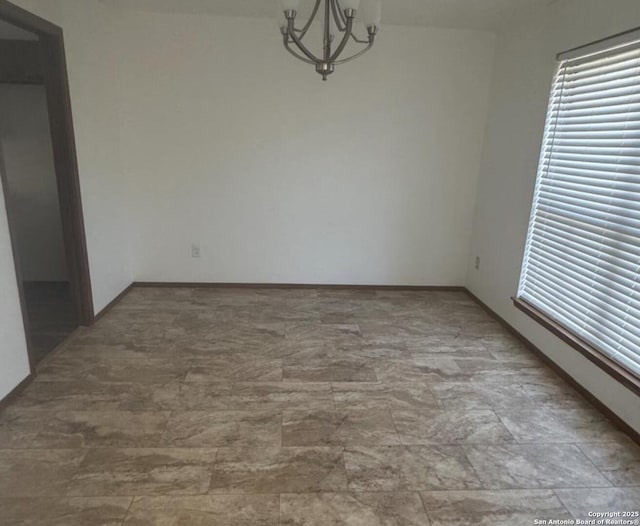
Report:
133,282,466,292
463,288,640,447
0,373,33,414
92,282,135,323
93,281,463,324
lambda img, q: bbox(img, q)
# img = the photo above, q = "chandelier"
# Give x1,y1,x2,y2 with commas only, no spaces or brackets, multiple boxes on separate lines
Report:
277,0,382,80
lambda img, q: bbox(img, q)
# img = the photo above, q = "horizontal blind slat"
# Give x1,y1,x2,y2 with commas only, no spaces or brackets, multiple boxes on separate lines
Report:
533,212,640,257
552,104,640,120
529,226,640,273
536,201,640,230
564,49,640,77
543,151,640,167
556,112,640,126
551,144,640,155
553,138,640,147
559,90,640,108
539,174,640,194
560,77,640,98
564,65,640,91
553,129,640,140
537,187,640,212
535,202,640,238
530,215,640,260
545,167,640,185
551,93,640,112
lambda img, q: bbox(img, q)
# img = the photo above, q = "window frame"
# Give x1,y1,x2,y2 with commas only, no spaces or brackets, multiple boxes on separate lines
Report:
514,27,640,395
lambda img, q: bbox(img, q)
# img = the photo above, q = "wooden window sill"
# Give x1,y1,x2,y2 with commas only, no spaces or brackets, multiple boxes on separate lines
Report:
512,297,640,397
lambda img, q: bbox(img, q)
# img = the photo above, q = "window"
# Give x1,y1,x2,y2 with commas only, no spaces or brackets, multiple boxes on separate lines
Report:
517,29,640,382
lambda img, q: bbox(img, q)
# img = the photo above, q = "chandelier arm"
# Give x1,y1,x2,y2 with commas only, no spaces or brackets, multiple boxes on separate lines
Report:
349,32,370,45
284,38,316,65
297,0,322,38
330,15,355,62
330,0,347,32
287,21,321,63
322,0,332,61
337,0,349,27
333,40,373,65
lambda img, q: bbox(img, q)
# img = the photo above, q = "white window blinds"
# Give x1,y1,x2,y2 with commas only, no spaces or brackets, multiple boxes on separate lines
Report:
518,31,640,378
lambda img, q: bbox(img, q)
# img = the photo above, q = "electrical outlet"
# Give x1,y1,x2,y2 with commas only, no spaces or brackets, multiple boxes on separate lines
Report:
474,256,480,270
191,243,201,258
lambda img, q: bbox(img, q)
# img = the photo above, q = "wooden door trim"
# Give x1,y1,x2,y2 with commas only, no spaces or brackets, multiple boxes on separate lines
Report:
0,1,94,372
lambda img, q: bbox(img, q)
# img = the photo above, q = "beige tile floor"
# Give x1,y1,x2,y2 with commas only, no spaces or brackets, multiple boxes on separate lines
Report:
0,287,639,525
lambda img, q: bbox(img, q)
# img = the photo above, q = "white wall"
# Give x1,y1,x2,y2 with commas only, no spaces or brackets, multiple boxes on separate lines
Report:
467,0,640,433
0,84,68,282
118,13,496,285
0,0,132,399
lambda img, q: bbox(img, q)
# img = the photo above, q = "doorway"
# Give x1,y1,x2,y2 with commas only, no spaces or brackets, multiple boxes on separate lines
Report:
0,1,93,368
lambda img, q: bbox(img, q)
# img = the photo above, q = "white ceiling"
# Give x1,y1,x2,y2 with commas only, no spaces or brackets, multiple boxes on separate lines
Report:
0,19,38,40
101,0,552,31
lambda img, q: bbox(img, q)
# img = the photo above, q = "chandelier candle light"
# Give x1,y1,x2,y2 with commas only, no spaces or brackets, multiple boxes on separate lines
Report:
277,0,382,80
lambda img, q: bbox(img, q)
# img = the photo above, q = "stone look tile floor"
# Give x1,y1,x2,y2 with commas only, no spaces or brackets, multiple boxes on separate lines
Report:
0,287,639,525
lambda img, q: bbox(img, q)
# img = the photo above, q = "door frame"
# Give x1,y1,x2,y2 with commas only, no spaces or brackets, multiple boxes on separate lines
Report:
0,0,94,369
